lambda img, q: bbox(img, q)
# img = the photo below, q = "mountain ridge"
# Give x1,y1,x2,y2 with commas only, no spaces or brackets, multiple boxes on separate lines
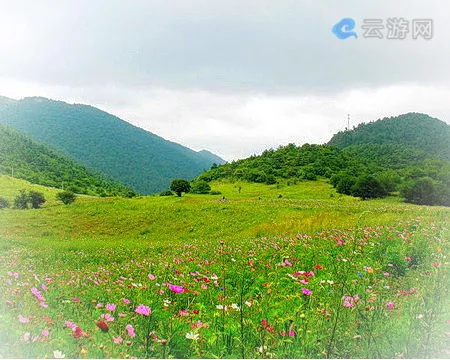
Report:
0,96,225,194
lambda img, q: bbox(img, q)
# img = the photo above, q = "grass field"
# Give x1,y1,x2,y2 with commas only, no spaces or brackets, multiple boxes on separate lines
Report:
0,176,449,358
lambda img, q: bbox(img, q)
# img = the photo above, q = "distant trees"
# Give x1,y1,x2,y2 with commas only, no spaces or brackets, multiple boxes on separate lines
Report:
160,190,174,196
56,190,76,205
13,190,46,209
170,179,191,197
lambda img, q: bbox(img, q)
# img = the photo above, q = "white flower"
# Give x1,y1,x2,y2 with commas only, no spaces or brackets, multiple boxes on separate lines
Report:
211,274,218,280
163,299,171,307
53,350,66,359
185,332,199,340
244,301,252,307
216,304,228,310
231,303,240,311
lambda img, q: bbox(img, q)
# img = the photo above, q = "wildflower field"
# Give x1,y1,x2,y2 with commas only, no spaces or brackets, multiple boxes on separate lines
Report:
0,177,449,358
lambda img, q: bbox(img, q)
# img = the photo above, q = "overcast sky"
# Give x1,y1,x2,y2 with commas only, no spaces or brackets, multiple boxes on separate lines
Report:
1,0,449,160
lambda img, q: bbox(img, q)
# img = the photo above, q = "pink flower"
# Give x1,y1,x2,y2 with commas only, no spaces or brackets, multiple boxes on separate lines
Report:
126,324,136,338
336,239,344,246
41,329,49,337
65,321,78,329
168,284,185,294
113,336,123,344
72,297,79,303
106,303,117,311
383,272,390,277
121,298,130,305
301,288,312,296
342,296,355,308
386,301,395,310
41,284,48,291
405,257,411,262
135,304,151,316
96,303,104,308
148,273,156,280
288,330,295,337
39,302,48,308
101,313,115,322
179,309,189,316
18,315,30,323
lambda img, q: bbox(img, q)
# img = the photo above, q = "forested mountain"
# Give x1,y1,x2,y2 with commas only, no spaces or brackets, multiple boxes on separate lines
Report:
197,114,450,206
328,113,450,160
0,125,134,196
0,97,225,194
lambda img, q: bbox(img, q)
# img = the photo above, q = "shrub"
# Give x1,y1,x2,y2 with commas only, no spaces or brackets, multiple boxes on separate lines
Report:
14,190,29,209
400,177,438,205
56,190,77,205
265,174,277,185
351,174,387,200
190,180,211,194
160,190,174,196
28,191,46,209
0,196,9,209
209,190,222,195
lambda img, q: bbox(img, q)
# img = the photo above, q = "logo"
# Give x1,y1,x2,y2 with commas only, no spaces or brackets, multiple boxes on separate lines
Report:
332,18,358,39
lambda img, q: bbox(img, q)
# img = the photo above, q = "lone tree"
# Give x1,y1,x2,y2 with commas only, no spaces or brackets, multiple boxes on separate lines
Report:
56,190,77,205
170,179,191,197
28,191,46,209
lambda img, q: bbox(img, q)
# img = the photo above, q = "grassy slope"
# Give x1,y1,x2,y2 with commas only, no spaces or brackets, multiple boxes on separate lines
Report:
1,178,448,250
0,177,449,358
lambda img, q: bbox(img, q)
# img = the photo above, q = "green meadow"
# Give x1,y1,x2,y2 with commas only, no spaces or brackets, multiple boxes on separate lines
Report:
0,175,449,358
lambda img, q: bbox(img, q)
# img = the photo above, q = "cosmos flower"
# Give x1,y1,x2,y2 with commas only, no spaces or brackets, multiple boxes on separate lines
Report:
168,284,185,293
105,303,117,311
126,324,136,338
185,332,199,340
96,320,109,332
302,288,312,296
386,301,395,310
135,304,151,316
148,273,156,280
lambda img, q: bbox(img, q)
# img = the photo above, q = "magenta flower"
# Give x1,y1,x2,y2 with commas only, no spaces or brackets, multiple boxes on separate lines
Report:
126,324,136,338
64,321,78,329
148,273,156,280
135,304,151,316
342,296,355,308
106,303,117,311
386,301,395,310
301,288,312,296
121,298,130,305
41,329,49,337
168,284,185,293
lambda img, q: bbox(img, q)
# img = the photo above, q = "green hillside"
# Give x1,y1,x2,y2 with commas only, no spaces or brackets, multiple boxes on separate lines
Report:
0,97,225,194
328,113,450,160
0,125,134,196
196,115,450,206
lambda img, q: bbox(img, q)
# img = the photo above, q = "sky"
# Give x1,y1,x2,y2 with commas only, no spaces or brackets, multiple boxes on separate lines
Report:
0,0,449,161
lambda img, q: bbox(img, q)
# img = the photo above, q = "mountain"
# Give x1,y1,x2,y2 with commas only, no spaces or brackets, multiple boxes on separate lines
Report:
328,113,450,160
0,97,225,194
0,125,134,196
196,150,227,165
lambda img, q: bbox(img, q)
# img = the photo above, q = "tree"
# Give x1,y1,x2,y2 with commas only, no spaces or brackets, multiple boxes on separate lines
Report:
28,191,46,209
14,190,29,209
351,175,387,200
190,180,211,194
170,179,191,197
56,190,76,205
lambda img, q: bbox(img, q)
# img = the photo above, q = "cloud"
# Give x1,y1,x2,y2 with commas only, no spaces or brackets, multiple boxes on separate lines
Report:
0,1,449,160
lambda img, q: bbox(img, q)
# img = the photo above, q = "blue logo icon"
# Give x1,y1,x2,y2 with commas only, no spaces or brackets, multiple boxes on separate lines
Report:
332,18,358,39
